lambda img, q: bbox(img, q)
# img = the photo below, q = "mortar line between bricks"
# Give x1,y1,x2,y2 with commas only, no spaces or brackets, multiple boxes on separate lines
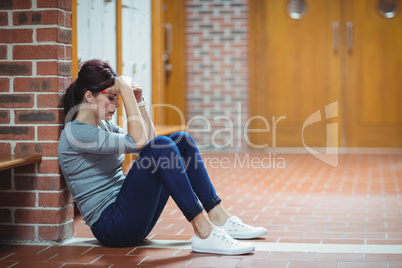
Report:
137,256,149,266
0,252,15,261
89,255,104,264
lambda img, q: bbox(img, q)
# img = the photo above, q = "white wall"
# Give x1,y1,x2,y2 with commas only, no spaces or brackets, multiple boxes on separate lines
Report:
77,0,117,70
77,0,152,126
122,0,152,112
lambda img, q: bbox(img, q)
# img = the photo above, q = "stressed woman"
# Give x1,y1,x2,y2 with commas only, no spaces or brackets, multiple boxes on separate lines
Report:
58,59,266,254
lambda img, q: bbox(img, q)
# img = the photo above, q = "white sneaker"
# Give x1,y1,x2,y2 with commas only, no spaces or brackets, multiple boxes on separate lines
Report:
219,216,267,239
191,226,255,255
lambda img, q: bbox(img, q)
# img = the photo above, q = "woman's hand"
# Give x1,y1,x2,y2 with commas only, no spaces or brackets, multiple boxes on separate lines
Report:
131,83,143,103
114,76,133,93
115,76,147,149
114,77,143,104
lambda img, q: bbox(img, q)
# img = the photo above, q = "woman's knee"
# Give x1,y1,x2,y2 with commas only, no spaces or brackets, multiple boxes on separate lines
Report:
169,131,196,147
148,135,175,148
140,136,181,157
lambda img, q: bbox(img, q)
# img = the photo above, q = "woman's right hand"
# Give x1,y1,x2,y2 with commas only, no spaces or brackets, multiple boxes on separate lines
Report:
114,76,133,94
114,76,148,149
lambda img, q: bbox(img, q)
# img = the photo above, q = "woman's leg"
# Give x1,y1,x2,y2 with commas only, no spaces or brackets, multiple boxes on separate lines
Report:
91,136,211,246
91,134,256,254
168,132,267,241
169,132,231,225
168,132,221,210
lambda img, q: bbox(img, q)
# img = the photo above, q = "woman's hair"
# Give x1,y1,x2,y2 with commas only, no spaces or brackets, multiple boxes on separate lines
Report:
62,59,118,120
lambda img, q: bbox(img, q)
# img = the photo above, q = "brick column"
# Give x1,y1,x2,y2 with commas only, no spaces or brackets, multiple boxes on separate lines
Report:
185,0,249,150
0,0,74,243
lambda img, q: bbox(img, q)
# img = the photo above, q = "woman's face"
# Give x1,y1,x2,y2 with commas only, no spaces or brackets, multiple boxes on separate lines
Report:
91,86,120,121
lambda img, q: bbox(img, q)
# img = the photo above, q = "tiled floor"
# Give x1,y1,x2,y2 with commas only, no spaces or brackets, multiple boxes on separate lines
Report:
1,153,402,267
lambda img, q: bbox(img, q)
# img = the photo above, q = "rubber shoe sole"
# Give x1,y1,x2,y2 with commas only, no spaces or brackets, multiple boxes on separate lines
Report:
192,244,255,255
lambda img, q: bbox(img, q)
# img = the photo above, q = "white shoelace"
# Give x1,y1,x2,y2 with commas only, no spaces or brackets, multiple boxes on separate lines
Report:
228,216,253,230
212,228,240,245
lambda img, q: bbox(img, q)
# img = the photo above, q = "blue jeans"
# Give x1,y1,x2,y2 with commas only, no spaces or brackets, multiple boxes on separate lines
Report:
91,132,221,247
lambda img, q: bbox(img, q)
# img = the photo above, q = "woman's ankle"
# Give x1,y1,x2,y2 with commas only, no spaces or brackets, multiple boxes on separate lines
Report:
191,212,214,239
208,204,231,226
194,224,213,239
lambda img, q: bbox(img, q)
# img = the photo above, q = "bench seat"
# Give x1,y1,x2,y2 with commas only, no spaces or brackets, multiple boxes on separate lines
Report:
0,153,42,171
154,125,186,136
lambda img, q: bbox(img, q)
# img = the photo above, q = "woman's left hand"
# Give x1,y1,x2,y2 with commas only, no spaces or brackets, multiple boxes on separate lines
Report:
131,83,143,103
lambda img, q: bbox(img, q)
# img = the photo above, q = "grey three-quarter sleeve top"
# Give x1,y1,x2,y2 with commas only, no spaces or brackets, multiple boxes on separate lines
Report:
58,120,139,227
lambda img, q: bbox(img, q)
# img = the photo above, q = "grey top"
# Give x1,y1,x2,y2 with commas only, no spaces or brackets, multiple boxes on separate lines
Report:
58,120,139,226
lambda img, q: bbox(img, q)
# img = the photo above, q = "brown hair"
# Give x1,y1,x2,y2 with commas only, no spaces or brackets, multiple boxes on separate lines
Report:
62,59,118,120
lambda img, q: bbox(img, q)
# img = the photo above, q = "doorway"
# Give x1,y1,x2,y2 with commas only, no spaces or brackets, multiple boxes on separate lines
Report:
249,0,402,148
151,0,187,125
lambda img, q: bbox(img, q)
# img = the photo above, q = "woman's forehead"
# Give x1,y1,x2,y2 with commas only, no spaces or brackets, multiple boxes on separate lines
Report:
105,85,119,95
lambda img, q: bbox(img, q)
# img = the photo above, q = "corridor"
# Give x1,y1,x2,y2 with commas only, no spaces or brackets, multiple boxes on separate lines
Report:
1,153,401,267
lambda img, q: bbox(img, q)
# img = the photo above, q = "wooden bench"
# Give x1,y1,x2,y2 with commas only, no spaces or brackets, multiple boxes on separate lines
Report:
154,125,186,136
0,153,42,171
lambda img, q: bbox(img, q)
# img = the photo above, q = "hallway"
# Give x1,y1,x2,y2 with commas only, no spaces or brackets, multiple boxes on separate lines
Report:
1,153,402,267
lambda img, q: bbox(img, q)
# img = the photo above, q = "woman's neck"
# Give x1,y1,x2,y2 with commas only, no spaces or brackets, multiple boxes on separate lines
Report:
75,105,99,126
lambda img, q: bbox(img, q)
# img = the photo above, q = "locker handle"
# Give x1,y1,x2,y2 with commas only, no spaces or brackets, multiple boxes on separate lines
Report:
332,22,339,53
163,23,173,82
164,23,172,55
347,22,353,53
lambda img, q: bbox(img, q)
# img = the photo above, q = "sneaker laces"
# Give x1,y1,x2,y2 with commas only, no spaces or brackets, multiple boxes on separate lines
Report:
228,216,253,230
213,228,240,245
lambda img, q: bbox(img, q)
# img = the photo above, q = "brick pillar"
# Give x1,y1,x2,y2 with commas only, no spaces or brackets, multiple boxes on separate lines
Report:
0,0,74,243
186,0,249,150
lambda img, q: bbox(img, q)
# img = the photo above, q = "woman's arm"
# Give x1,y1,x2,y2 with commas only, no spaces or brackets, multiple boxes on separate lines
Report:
115,77,148,150
139,105,157,140
130,83,157,141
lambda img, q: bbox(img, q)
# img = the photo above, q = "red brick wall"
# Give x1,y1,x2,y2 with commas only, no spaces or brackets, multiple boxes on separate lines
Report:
185,0,249,150
0,0,74,242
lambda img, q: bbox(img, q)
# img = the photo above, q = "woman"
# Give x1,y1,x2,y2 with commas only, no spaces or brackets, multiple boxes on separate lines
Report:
58,59,267,254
